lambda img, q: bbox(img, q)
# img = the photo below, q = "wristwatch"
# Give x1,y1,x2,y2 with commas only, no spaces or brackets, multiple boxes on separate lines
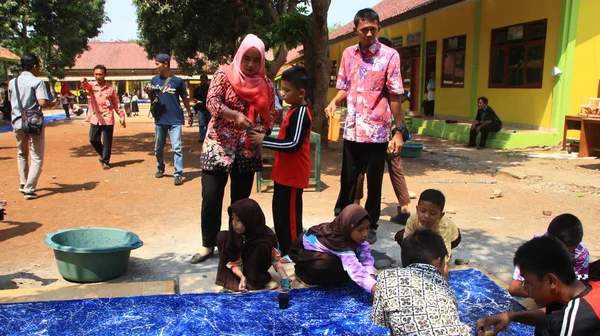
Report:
392,125,406,133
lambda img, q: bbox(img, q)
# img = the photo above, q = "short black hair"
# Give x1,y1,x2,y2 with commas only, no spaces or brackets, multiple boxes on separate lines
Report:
21,53,39,71
547,213,583,247
0,82,7,87
200,74,209,80
418,189,446,211
514,236,576,284
401,229,448,267
281,66,309,91
93,64,107,74
354,8,379,26
378,36,393,48
478,96,489,104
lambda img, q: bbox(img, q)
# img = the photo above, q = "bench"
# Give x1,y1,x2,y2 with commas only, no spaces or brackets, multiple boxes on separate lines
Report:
256,128,322,192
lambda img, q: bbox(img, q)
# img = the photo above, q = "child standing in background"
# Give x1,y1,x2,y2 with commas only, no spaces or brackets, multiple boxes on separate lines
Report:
248,66,312,256
215,198,291,292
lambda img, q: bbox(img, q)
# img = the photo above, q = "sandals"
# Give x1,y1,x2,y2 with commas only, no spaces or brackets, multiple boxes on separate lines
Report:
190,250,214,264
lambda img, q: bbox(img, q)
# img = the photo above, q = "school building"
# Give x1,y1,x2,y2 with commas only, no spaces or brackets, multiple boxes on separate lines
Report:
327,0,600,149
59,42,204,99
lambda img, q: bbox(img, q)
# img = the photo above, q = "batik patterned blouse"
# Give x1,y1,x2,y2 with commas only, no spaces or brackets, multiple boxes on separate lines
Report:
336,41,403,143
200,69,275,173
372,263,472,336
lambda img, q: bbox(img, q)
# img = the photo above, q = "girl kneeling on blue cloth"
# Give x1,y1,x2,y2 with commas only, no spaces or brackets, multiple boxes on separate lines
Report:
288,204,377,293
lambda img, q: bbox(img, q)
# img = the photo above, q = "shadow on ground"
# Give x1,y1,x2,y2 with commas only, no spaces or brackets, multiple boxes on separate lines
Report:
37,181,100,198
0,272,58,290
69,131,203,171
0,221,43,243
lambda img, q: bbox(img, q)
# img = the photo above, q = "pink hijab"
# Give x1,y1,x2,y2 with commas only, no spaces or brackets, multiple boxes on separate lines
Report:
223,34,272,132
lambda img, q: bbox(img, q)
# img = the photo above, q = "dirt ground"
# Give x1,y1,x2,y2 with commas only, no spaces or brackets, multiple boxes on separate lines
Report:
1,106,599,292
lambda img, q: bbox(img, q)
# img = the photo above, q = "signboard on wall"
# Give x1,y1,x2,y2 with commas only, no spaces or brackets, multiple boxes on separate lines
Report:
407,32,421,46
392,36,403,48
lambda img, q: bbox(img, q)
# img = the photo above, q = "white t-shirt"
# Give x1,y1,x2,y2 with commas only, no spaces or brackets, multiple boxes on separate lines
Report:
122,96,131,104
131,95,138,102
427,78,435,101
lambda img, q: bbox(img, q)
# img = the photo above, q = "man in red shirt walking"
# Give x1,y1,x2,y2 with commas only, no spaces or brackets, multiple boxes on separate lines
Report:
81,65,125,170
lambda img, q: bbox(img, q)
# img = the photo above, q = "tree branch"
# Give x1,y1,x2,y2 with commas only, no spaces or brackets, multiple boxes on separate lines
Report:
262,0,280,23
267,44,288,79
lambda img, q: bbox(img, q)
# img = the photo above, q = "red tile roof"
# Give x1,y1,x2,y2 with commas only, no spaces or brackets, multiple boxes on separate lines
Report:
329,0,441,41
0,46,19,62
266,46,303,63
71,42,179,70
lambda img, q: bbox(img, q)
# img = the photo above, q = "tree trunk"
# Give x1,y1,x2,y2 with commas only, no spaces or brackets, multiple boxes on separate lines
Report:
303,0,331,148
267,44,288,80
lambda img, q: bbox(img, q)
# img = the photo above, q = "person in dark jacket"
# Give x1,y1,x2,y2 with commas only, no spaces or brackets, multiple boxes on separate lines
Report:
215,198,290,292
468,96,502,149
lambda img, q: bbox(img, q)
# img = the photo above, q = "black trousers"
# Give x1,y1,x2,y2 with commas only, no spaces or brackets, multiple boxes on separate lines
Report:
201,167,254,248
469,122,502,147
62,104,70,118
273,182,303,256
423,100,435,116
89,124,114,164
334,140,388,229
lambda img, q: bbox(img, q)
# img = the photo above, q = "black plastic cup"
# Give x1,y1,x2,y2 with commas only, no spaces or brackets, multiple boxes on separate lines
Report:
278,292,290,309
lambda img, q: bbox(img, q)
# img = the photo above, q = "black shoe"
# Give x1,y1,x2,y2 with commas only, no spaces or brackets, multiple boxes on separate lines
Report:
19,184,25,193
24,192,39,200
390,210,410,225
155,170,164,178
174,175,183,186
102,163,111,170
190,251,214,264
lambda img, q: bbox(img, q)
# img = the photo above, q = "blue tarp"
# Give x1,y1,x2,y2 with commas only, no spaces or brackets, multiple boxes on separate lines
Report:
0,114,68,134
0,268,534,335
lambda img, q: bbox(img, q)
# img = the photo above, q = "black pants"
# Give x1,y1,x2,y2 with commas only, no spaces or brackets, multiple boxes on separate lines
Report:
424,100,435,116
273,182,303,256
89,124,114,164
62,104,70,118
201,167,254,248
469,123,502,147
334,140,387,229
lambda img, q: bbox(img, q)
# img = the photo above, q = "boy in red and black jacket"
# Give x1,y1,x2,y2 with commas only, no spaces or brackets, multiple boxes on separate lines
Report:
248,66,312,256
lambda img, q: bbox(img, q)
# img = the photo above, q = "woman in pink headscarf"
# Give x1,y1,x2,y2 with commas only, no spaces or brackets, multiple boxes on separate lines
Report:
191,34,275,264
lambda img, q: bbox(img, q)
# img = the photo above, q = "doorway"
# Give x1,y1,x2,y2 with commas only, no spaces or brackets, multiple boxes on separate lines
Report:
399,45,421,111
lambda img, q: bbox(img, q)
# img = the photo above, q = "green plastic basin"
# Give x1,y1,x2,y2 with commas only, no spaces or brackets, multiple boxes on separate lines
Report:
401,142,424,158
45,228,143,283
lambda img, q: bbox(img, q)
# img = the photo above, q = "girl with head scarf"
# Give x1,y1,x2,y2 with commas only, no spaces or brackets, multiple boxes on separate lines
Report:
191,34,275,264
215,198,291,291
288,204,378,293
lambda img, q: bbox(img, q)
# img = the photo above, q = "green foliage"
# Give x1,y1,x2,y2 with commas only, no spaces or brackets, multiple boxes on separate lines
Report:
133,0,309,75
0,0,108,79
328,22,343,34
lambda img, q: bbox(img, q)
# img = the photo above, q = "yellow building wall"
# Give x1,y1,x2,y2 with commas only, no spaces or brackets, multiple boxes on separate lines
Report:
569,0,600,116
425,2,476,118
478,0,562,127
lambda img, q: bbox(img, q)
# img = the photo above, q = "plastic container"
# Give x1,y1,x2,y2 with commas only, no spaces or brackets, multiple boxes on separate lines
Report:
46,228,143,283
328,112,341,141
401,142,424,158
